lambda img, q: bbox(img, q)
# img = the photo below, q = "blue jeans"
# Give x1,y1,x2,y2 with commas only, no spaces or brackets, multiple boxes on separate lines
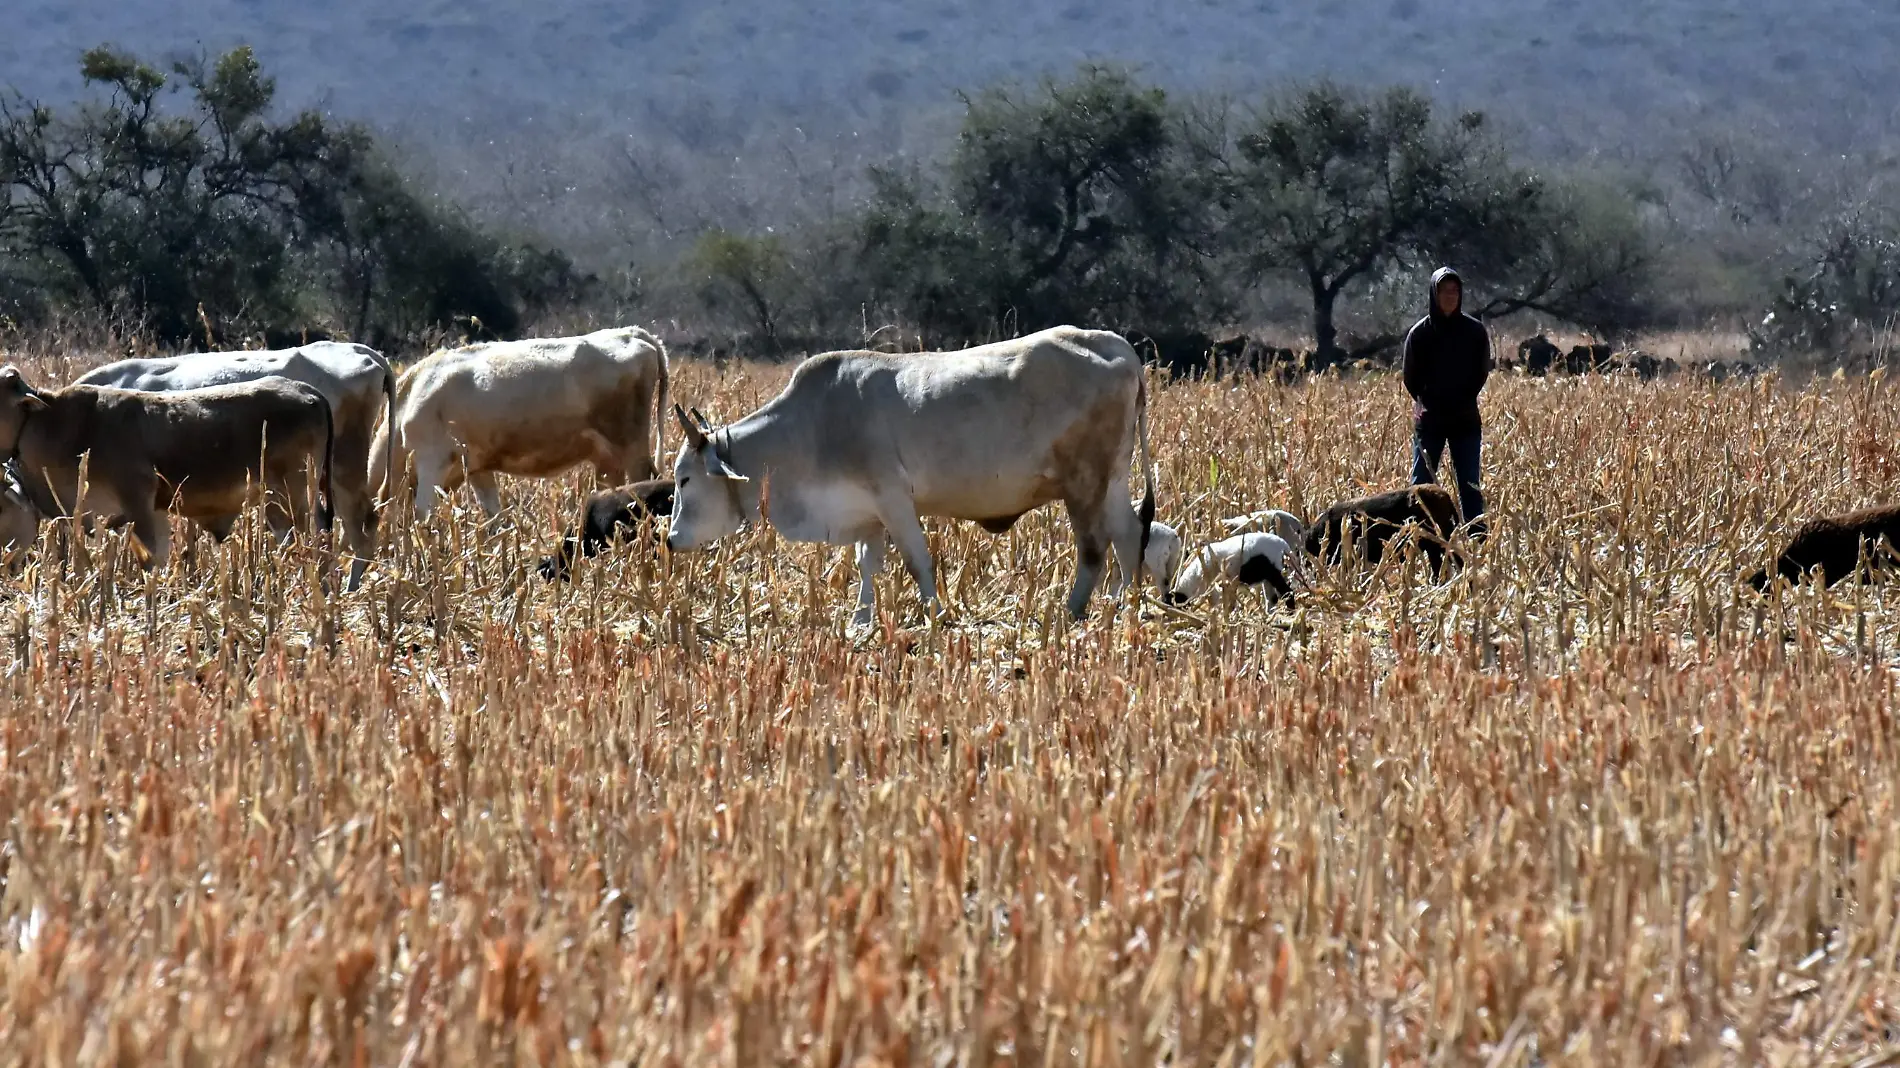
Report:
1412,422,1484,525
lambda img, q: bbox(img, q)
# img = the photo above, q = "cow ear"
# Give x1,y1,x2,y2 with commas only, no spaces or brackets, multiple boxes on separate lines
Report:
707,454,749,482
673,404,706,448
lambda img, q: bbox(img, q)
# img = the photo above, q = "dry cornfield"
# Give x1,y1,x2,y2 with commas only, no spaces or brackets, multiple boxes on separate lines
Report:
2,336,1900,1067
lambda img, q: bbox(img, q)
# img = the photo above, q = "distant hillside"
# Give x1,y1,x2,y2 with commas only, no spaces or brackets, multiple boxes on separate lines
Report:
7,0,1896,158
6,0,1897,273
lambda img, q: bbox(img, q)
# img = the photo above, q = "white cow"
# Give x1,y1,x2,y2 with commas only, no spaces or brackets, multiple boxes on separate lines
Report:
74,340,393,590
665,325,1158,627
1137,520,1186,593
1166,531,1302,606
1219,508,1307,546
370,326,670,522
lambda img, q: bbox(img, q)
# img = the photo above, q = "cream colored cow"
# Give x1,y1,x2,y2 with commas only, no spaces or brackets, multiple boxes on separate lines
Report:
370,326,669,521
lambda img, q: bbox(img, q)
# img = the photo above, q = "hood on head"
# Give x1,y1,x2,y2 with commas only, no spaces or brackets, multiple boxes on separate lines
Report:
1428,266,1463,319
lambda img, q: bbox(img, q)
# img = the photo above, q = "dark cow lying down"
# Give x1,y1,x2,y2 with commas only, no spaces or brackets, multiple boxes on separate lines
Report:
0,365,335,569
1305,484,1462,575
537,478,675,582
1747,503,1900,592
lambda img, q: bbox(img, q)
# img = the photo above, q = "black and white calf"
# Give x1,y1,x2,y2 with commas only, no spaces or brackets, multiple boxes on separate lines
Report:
1164,531,1301,606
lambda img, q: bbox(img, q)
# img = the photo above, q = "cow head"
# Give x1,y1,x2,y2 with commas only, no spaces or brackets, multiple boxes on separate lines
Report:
0,460,39,571
1143,521,1184,594
0,366,50,462
665,403,751,551
1265,510,1307,548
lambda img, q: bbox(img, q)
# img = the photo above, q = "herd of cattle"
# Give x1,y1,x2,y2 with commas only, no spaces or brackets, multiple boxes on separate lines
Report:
0,322,1895,631
1130,330,1764,385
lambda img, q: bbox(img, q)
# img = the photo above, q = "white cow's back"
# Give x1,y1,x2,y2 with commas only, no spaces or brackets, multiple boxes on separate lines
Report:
761,327,1143,521
77,341,389,411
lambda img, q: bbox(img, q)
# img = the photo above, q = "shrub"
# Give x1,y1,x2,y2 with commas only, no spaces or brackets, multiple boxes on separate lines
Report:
0,45,586,352
1755,207,1900,358
855,64,1224,344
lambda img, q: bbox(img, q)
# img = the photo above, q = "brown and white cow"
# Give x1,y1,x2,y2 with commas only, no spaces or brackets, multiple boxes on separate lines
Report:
1747,503,1900,593
370,326,669,523
75,340,393,589
537,478,675,582
0,366,335,570
664,325,1157,628
1305,484,1462,576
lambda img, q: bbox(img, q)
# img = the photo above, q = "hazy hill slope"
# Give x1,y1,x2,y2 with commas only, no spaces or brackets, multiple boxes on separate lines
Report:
5,0,1897,159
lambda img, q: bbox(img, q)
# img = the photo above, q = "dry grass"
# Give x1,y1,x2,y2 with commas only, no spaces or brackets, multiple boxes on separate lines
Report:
2,335,1899,1066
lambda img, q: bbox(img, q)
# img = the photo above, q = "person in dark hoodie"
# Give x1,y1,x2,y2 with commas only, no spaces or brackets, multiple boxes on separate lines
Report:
1401,266,1492,536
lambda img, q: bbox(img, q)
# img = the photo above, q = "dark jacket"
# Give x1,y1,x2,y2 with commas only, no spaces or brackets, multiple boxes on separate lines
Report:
1401,266,1492,433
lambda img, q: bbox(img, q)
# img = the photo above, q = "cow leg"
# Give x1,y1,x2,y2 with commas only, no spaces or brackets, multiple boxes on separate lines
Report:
852,536,889,630
467,471,503,523
1100,479,1146,600
328,480,377,592
581,430,633,488
277,461,331,548
466,470,509,543
200,515,238,542
328,411,378,587
409,446,455,522
265,475,303,545
128,505,171,572
1062,497,1111,620
874,499,941,619
341,515,374,592
185,515,235,573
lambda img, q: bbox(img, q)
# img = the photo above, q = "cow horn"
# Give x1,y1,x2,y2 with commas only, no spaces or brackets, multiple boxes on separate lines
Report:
673,403,706,447
689,406,712,432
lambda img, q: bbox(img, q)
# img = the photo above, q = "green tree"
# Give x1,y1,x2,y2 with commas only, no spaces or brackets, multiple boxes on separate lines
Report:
0,45,590,351
309,157,591,349
858,64,1220,341
685,228,793,344
0,46,363,341
1456,173,1660,340
855,161,998,339
1226,81,1660,357
1226,82,1536,361
1755,207,1900,356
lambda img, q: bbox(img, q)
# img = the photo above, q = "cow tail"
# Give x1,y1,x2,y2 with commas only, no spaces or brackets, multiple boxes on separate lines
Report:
652,339,670,478
317,388,336,533
380,365,396,508
1135,368,1157,583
